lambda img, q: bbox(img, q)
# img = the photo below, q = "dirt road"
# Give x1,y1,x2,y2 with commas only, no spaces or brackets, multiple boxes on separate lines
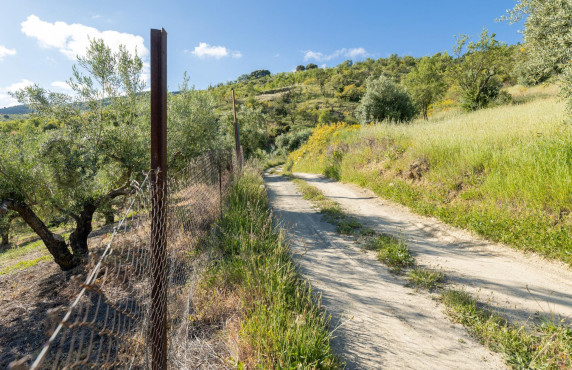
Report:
290,172,572,326
264,172,507,369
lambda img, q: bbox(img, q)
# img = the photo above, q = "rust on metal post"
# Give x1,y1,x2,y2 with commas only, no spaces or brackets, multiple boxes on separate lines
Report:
231,89,242,169
150,27,168,370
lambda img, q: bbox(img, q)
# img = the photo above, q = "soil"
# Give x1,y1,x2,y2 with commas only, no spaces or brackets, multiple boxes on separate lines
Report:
264,171,507,369
0,226,114,368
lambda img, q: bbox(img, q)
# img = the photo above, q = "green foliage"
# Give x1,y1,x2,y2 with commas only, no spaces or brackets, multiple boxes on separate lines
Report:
368,234,414,273
275,128,312,154
291,97,572,265
503,1,572,83
335,83,364,102
356,75,418,123
442,289,572,369
318,108,336,124
451,29,512,111
205,170,338,367
405,53,450,119
249,69,271,80
408,268,445,290
169,74,223,170
504,0,572,112
305,63,318,70
295,65,305,72
0,38,150,267
229,106,268,158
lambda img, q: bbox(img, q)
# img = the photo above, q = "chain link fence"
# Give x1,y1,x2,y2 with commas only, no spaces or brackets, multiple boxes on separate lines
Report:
19,150,236,369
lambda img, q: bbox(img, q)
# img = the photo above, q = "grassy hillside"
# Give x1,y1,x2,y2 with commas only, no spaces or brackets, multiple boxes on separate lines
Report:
289,91,572,265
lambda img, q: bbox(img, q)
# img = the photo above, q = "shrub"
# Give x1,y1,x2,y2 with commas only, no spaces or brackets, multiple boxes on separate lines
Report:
335,84,365,102
275,128,313,154
355,75,418,124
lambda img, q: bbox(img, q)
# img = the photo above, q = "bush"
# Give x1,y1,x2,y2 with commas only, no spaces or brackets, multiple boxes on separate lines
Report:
275,128,313,154
335,84,364,102
355,75,418,124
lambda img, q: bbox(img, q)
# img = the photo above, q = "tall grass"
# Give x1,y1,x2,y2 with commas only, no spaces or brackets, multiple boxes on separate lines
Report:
292,96,572,265
198,169,338,368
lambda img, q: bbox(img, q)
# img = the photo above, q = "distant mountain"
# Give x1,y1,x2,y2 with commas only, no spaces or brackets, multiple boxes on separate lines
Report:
0,105,32,115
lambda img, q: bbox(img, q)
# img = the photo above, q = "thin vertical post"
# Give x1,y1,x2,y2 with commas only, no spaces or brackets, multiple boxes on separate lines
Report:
231,89,242,169
150,27,167,370
218,156,223,220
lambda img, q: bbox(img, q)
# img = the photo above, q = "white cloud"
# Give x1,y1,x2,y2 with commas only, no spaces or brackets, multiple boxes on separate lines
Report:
51,81,72,91
345,47,368,59
189,42,241,59
303,47,369,62
0,79,34,108
21,15,148,61
0,45,16,61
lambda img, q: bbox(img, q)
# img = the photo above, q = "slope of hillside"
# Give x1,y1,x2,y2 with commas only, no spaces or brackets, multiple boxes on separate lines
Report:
289,94,572,265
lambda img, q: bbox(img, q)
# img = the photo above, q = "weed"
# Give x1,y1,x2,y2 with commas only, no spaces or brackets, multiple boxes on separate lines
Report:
292,177,363,236
407,268,445,290
442,289,572,369
368,234,415,273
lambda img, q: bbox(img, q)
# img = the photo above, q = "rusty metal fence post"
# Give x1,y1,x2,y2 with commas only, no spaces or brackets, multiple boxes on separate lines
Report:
150,27,168,370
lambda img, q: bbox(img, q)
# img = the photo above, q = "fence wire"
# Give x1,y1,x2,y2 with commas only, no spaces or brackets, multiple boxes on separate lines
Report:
22,149,235,369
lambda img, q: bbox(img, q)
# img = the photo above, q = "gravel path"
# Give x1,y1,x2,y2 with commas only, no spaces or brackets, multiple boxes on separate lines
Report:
264,172,506,369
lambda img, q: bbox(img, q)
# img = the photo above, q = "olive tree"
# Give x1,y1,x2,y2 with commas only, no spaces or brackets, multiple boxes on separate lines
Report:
356,75,417,124
450,29,512,111
503,0,572,110
405,53,450,120
168,74,223,171
227,106,268,158
0,39,148,270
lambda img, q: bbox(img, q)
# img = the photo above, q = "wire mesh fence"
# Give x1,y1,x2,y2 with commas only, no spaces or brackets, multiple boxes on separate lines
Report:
20,149,236,369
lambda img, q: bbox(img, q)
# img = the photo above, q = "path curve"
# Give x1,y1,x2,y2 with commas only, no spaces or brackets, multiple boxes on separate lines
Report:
264,172,505,369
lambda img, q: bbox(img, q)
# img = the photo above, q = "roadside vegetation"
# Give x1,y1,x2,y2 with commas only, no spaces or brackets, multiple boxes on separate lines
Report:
196,168,338,368
442,290,572,369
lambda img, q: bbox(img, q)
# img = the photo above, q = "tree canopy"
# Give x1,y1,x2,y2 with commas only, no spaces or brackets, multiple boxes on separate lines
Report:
356,75,417,124
1,39,148,270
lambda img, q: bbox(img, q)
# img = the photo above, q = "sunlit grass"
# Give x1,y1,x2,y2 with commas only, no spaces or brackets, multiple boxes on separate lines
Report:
408,268,445,290
0,254,52,275
442,289,572,369
196,169,338,368
0,239,45,262
292,94,572,264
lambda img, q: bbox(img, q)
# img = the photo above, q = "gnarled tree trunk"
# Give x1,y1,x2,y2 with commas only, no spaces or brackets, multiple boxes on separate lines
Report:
5,200,77,270
68,203,97,262
1,184,132,271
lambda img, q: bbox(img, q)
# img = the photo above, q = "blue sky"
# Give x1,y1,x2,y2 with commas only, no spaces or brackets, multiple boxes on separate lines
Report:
0,0,523,108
